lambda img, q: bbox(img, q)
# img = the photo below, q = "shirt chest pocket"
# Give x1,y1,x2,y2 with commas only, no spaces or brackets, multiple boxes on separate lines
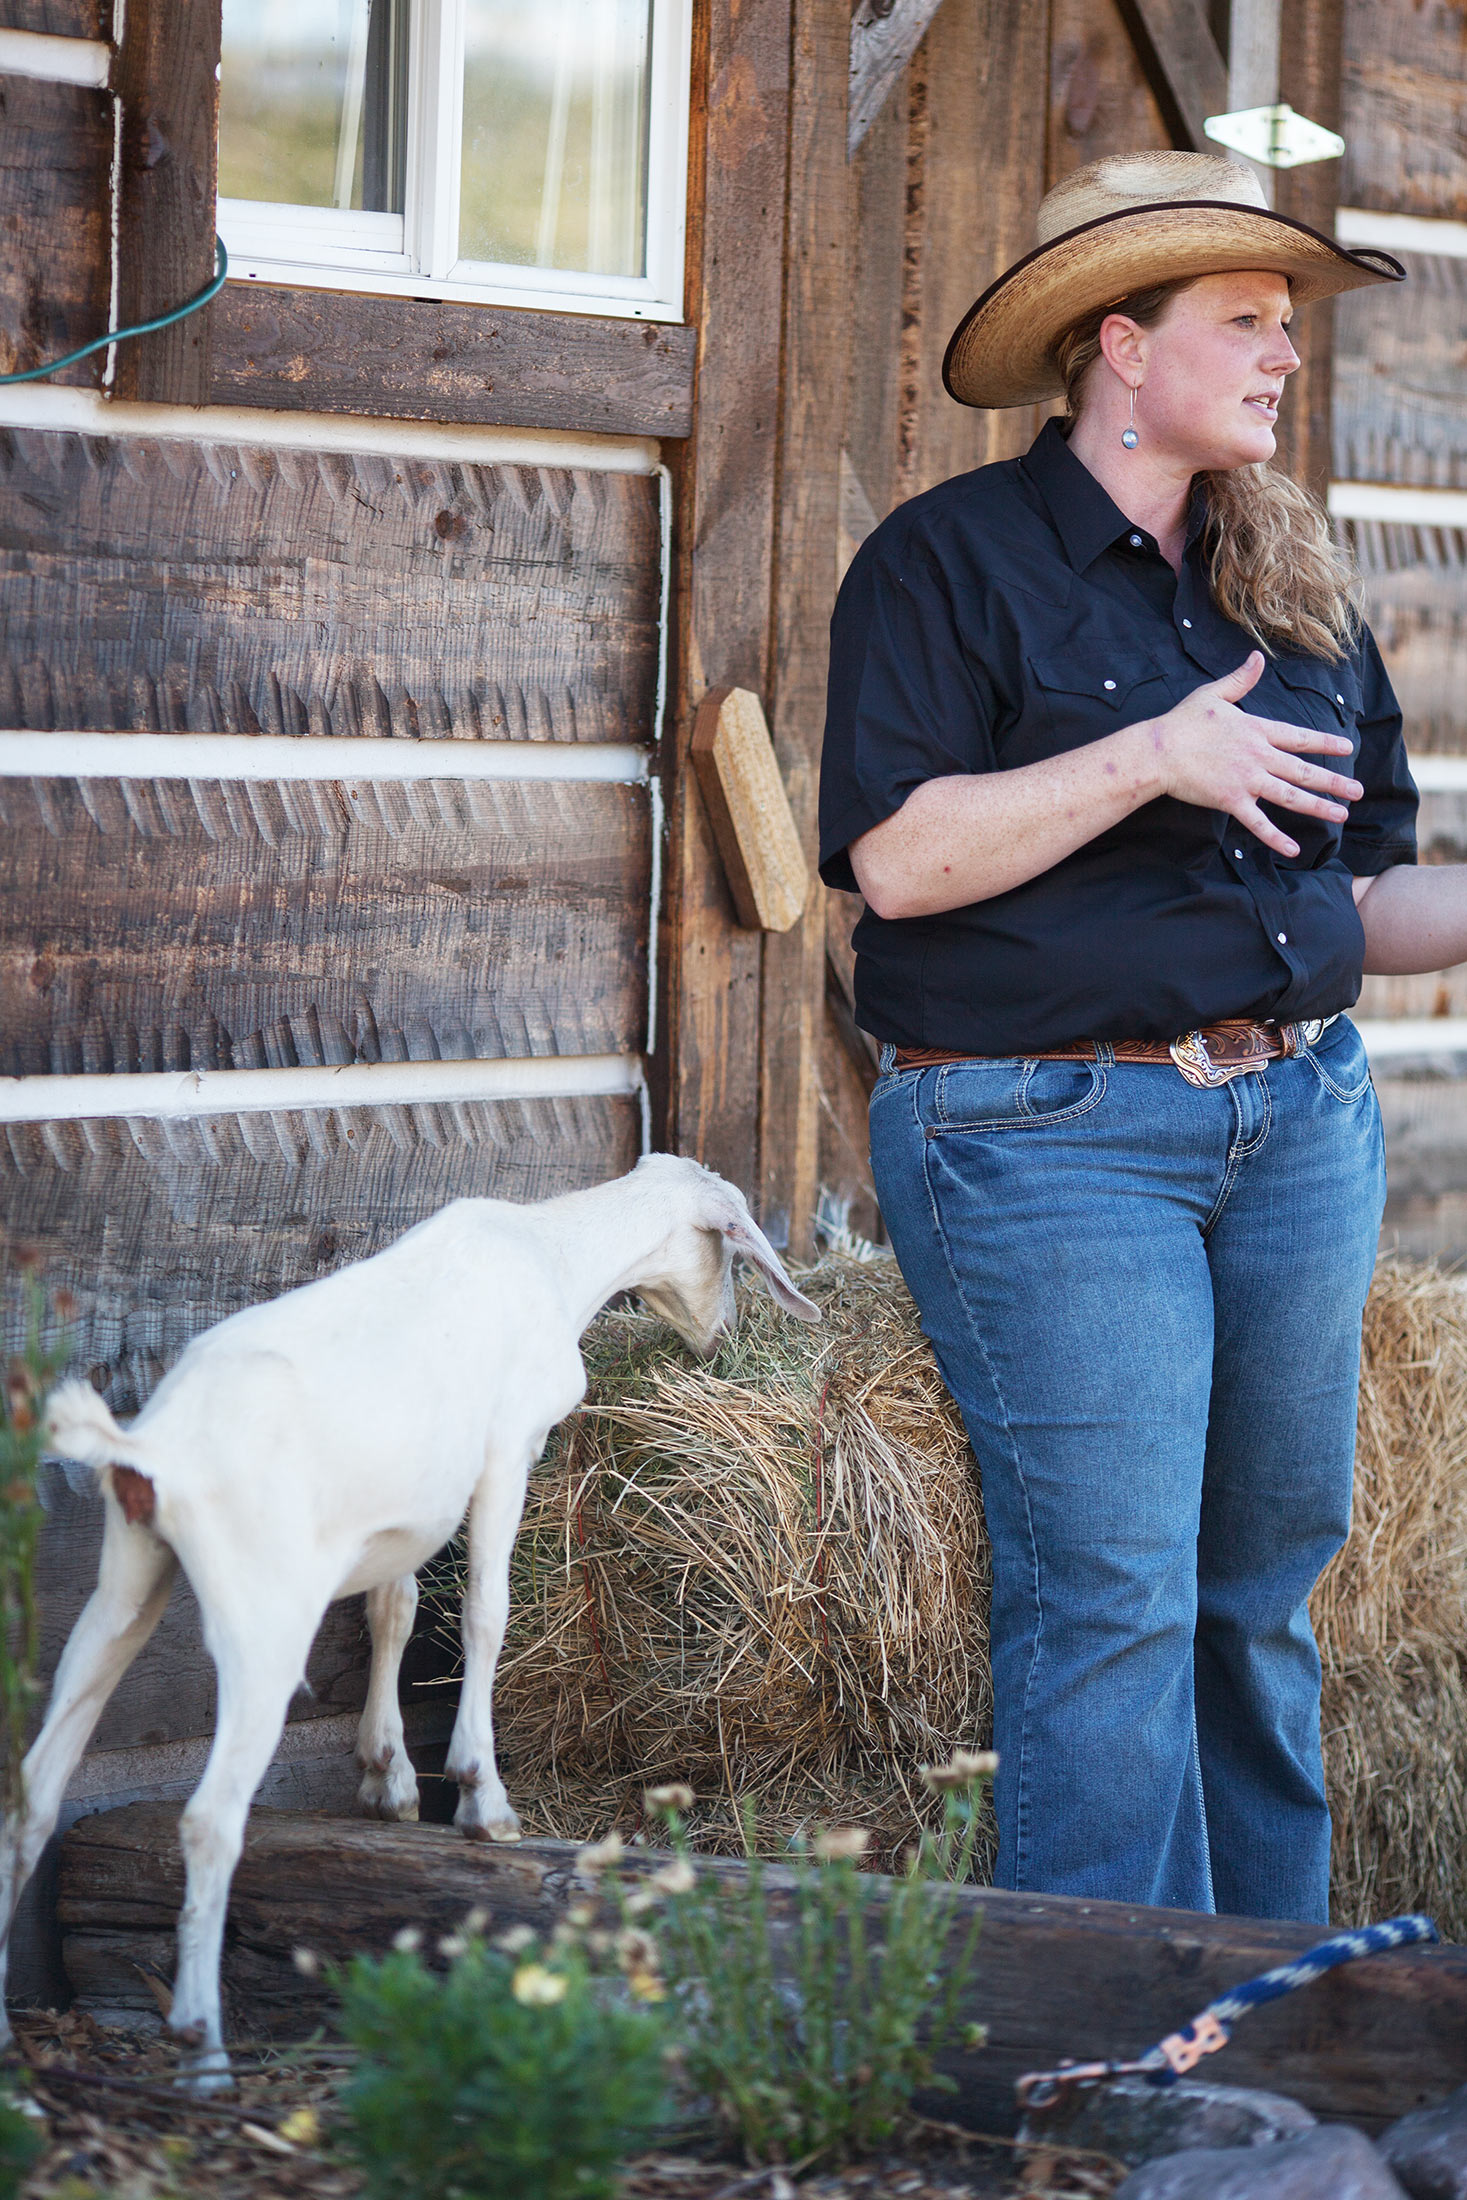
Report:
1015,647,1175,765
1267,656,1359,755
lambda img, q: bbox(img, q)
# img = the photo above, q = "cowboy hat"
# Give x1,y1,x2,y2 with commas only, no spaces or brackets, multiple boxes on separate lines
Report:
943,151,1404,410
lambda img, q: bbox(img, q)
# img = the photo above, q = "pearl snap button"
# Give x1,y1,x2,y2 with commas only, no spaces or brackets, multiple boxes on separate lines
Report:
1335,693,1345,705
1278,932,1288,944
1181,618,1192,628
1103,678,1117,690
1128,534,1143,548
1234,849,1243,859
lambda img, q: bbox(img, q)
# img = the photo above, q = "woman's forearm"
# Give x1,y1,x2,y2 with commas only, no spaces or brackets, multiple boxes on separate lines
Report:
1355,865,1467,975
851,721,1163,918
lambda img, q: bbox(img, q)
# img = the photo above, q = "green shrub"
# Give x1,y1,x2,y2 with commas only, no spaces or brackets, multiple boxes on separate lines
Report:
335,1925,672,2200
642,1756,993,2166
3,1262,72,1813
0,2091,43,2197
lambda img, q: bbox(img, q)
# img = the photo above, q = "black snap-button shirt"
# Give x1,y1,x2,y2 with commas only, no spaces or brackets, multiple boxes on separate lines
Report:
818,418,1418,1053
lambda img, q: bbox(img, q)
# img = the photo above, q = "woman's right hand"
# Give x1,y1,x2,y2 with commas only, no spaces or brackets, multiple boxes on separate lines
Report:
1139,650,1362,860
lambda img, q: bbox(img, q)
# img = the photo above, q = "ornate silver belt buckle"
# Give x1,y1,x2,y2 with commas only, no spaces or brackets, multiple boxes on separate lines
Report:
1169,1030,1246,1091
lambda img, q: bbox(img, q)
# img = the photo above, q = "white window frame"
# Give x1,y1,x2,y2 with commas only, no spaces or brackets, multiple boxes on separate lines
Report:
218,0,692,321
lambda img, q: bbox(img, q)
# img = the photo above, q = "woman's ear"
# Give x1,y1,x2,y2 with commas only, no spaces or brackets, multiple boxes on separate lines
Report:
1097,312,1148,385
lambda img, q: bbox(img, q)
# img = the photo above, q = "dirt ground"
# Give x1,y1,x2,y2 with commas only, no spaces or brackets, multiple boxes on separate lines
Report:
5,2012,1128,2200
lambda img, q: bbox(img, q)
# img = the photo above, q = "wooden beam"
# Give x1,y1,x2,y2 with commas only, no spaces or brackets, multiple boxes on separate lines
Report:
1114,0,1228,151
205,289,698,441
1272,0,1343,503
847,0,945,156
690,688,809,933
112,0,220,405
656,0,793,1194
60,1805,1467,2133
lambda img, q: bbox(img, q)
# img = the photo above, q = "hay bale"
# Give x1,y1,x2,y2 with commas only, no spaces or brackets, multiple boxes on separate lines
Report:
429,1250,1467,1927
443,1254,993,1869
1315,1259,1467,1937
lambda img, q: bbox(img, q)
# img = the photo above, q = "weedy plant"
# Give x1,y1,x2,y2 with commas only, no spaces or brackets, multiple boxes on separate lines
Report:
1,1260,73,1814
640,1755,995,2166
333,1909,673,2200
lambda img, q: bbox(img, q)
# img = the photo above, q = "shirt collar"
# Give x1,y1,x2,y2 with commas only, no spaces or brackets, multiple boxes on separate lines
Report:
1020,417,1206,572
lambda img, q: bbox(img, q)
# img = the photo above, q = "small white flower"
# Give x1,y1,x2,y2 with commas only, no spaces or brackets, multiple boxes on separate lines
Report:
392,1927,423,1954
576,1832,625,1876
813,1826,871,1863
495,1923,538,1954
644,1783,695,1814
920,1748,999,1793
291,1946,320,1978
437,1934,467,1960
461,1905,491,1937
649,1856,697,1895
512,1961,567,2007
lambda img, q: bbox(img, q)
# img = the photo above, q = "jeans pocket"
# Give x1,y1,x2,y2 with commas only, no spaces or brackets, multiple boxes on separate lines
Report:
928,1055,1108,1132
1304,1018,1372,1104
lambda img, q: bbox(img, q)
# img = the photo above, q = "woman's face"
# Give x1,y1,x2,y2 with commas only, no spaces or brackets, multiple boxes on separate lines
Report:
1103,271,1301,470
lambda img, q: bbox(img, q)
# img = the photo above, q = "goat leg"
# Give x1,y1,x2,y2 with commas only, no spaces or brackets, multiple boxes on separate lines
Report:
446,1456,531,1843
356,1574,420,1821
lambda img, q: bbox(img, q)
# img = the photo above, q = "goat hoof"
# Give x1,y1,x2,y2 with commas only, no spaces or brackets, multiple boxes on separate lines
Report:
356,1766,421,1823
173,2045,233,2097
459,1811,522,1845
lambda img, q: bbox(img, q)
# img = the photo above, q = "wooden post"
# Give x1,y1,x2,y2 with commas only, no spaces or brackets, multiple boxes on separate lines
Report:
1273,0,1344,503
111,0,221,405
656,0,794,1196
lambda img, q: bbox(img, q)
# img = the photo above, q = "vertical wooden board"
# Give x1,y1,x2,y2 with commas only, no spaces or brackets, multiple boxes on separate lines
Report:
0,776,650,1075
0,430,662,745
1,1097,643,1413
760,0,852,1255
1333,251,1467,492
1341,0,1467,221
660,0,792,1194
1342,518,1467,755
843,81,911,539
1273,0,1343,502
0,75,111,388
113,0,222,405
1048,0,1173,188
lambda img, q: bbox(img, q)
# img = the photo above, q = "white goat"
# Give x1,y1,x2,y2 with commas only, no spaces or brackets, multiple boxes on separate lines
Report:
2,1152,819,2085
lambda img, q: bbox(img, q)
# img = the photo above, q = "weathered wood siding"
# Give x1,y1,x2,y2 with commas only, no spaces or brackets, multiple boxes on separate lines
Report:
1341,0,1467,220
0,432,661,744
0,73,109,387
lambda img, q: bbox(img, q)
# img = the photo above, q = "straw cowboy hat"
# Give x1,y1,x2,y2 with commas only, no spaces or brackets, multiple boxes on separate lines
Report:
944,150,1404,410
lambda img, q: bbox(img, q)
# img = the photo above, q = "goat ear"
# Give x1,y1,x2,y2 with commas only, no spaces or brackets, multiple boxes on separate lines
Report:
720,1216,822,1324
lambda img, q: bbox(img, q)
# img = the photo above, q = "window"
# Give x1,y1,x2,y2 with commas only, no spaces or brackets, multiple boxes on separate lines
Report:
217,0,691,320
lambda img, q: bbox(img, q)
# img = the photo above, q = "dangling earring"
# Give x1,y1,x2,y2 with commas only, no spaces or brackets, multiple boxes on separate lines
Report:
1121,385,1139,450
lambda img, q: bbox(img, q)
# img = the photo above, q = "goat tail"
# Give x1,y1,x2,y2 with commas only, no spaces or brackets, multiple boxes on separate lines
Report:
44,1379,129,1472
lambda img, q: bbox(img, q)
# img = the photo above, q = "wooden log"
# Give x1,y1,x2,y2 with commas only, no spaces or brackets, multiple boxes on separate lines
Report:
1113,0,1228,153
0,428,660,747
1333,250,1467,493
0,73,110,388
0,774,650,1075
113,0,220,406
0,1093,641,1414
58,1803,1467,2134
205,289,698,441
691,688,809,932
656,0,791,1195
1341,0,1467,223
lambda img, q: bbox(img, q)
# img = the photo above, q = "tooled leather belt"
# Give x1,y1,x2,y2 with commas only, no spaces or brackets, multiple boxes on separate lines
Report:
892,1016,1337,1093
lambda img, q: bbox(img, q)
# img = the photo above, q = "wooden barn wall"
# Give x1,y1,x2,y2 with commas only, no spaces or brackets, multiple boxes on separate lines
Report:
1334,0,1467,1260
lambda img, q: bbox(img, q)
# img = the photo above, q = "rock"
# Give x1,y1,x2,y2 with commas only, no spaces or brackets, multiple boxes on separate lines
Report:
1018,2075,1317,2166
1378,2085,1467,2198
1112,2124,1409,2199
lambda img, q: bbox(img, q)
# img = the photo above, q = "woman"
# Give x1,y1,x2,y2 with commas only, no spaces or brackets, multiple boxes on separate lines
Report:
819,151,1467,1922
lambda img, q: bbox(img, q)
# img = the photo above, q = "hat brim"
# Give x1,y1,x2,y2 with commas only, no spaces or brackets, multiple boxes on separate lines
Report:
943,201,1405,410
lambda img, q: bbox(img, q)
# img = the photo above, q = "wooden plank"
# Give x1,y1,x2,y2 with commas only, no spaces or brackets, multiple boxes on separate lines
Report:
1113,0,1228,153
847,0,945,156
1333,250,1467,492
692,688,809,934
759,0,850,1256
1342,518,1467,756
0,1094,642,1415
0,1,106,29
1341,0,1467,222
844,83,909,537
205,289,698,441
0,429,661,745
112,0,220,406
59,1805,1467,2130
1049,0,1175,191
0,776,650,1076
657,0,792,1195
1272,0,1344,502
0,73,110,388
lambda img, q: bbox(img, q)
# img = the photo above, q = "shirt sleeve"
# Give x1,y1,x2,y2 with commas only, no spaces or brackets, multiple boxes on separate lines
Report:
1338,624,1418,877
817,523,1000,892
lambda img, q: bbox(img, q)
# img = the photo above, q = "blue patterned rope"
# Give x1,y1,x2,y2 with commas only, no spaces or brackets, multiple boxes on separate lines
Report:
1016,1913,1440,2113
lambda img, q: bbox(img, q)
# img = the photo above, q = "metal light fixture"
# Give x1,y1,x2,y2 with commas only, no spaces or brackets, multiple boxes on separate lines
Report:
1203,103,1345,169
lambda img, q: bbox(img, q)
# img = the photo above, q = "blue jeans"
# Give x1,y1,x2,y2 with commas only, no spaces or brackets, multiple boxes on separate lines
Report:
868,1017,1385,1920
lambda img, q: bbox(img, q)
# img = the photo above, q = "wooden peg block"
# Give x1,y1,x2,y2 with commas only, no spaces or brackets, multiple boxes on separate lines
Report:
690,686,810,933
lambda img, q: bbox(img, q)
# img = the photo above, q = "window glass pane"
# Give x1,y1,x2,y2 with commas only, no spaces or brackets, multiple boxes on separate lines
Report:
219,0,407,212
461,0,652,277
